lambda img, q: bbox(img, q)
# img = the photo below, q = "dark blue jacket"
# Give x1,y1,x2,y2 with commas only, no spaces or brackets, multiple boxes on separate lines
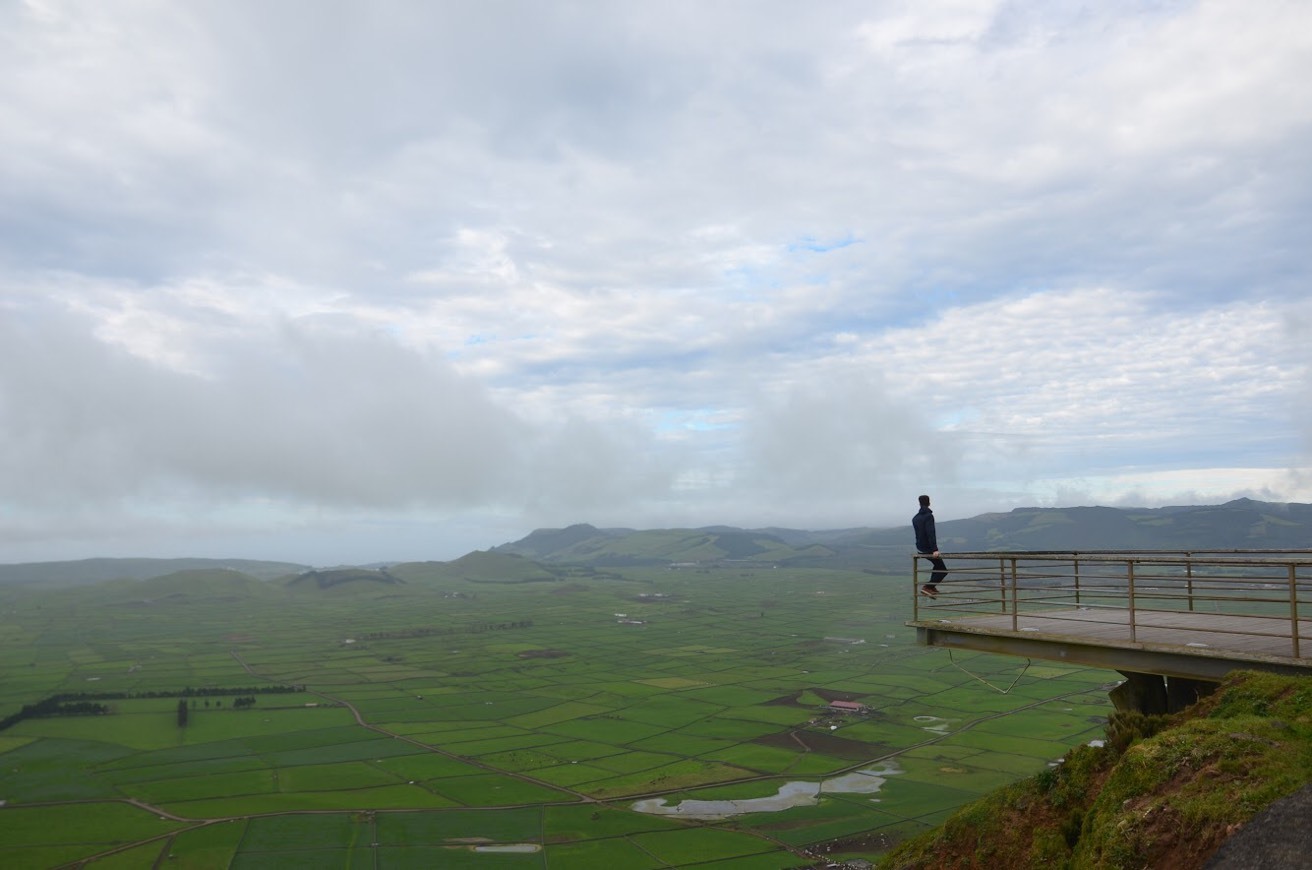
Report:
912,506,937,553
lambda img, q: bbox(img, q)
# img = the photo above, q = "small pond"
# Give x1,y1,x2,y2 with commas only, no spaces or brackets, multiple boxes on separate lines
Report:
631,761,902,820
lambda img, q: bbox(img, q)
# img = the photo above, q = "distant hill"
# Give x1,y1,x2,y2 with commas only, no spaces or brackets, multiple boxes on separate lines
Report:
390,551,561,584
860,497,1312,553
285,567,405,591
93,569,277,606
492,523,832,567
493,499,1312,568
6,500,1308,586
0,557,310,587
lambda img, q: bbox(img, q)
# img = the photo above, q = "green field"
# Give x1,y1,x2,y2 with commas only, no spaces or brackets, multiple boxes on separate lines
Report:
0,564,1116,867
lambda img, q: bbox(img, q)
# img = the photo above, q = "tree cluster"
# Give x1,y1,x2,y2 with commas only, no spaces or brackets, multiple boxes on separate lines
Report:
359,620,534,641
173,685,303,697
1,686,301,733
0,696,113,731
36,685,302,702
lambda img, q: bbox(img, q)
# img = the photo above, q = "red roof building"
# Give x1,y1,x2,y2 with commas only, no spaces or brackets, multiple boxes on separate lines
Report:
828,700,866,712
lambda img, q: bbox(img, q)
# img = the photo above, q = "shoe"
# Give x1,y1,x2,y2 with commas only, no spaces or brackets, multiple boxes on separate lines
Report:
919,585,938,598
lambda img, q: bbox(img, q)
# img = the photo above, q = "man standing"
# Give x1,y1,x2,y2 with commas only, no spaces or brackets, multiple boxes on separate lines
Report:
913,494,946,598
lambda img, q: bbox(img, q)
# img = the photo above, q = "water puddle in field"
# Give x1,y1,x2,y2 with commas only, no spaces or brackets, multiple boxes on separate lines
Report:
631,761,902,820
914,715,956,733
472,844,541,854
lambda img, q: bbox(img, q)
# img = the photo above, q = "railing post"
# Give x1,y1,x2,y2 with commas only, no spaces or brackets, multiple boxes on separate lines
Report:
1010,558,1019,632
1127,560,1137,644
1186,553,1195,613
913,556,920,619
1073,557,1081,606
1289,562,1301,659
998,558,1007,613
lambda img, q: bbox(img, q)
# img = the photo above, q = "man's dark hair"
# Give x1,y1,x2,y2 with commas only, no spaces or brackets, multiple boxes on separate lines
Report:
918,494,931,508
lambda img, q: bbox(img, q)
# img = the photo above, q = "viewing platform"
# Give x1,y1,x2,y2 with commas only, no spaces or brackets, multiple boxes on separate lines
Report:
907,551,1312,693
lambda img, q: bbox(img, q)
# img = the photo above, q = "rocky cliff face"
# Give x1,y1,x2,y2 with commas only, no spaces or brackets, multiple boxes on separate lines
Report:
881,671,1312,870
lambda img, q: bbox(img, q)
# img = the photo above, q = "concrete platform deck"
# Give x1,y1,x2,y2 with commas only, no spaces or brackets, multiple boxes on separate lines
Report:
910,605,1312,680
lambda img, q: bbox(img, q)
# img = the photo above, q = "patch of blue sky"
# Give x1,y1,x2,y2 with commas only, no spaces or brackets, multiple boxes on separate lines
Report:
1152,438,1302,469
986,437,1299,483
719,234,861,298
786,233,860,254
721,263,778,299
935,407,981,430
784,303,906,339
514,344,724,385
653,409,737,436
441,332,501,361
451,331,545,367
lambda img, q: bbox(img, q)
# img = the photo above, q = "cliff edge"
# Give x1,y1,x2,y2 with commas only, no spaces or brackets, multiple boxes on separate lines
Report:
881,671,1312,870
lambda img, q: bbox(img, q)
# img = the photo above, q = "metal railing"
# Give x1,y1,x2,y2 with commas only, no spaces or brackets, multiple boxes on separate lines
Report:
912,550,1312,660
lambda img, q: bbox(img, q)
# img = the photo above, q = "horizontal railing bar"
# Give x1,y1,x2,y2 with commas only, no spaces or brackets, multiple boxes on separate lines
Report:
932,552,1312,567
919,571,1310,579
936,549,1312,556
929,576,1298,588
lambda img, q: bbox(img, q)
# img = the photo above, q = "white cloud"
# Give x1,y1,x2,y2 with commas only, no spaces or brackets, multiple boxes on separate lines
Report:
1,1,1310,561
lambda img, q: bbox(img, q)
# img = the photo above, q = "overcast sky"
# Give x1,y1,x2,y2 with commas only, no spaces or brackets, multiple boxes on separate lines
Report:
3,0,1311,565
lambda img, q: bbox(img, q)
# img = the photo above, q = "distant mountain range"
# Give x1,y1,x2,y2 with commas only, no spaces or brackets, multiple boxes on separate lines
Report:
494,499,1312,569
0,557,311,587
0,551,579,591
3,499,1310,587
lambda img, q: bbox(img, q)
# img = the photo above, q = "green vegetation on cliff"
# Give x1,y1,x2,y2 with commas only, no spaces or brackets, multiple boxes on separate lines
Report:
883,671,1312,869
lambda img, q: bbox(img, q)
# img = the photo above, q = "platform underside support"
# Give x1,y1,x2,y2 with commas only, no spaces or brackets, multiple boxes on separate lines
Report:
1110,671,1218,714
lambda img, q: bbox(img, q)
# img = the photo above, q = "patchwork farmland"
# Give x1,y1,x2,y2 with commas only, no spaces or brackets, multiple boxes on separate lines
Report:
0,561,1114,867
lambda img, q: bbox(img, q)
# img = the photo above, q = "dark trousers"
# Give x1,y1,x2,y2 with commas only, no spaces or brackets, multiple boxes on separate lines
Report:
920,554,947,586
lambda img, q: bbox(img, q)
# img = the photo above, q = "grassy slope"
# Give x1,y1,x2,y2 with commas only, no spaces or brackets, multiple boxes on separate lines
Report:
881,670,1312,869
390,550,560,583
0,558,309,586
